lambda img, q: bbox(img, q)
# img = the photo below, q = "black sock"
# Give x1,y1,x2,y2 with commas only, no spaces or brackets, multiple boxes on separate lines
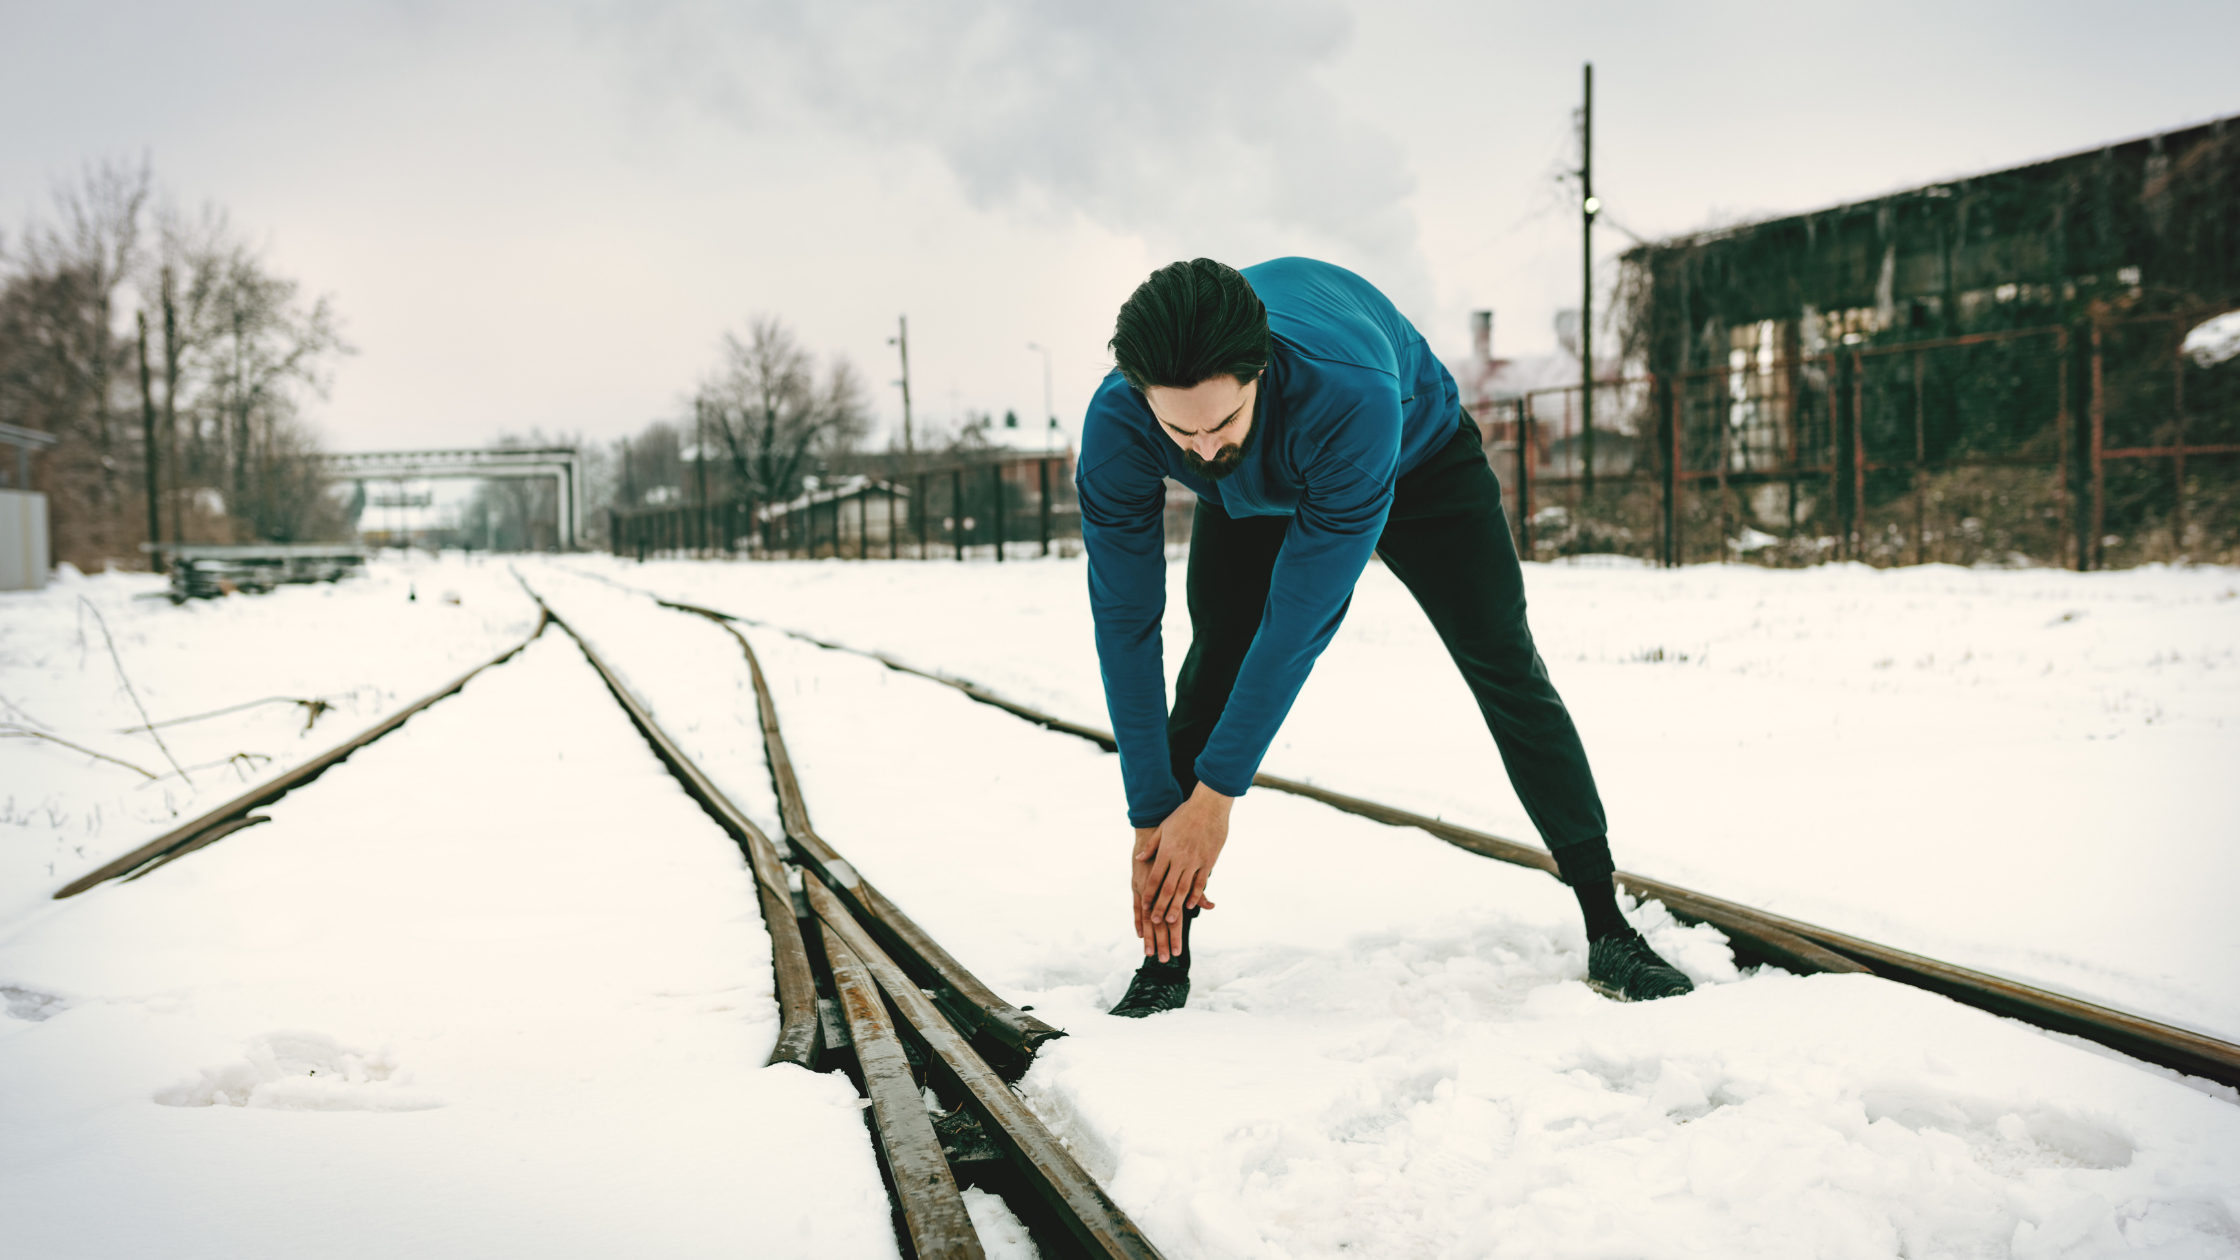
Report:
1554,837,1630,942
1572,878,1630,943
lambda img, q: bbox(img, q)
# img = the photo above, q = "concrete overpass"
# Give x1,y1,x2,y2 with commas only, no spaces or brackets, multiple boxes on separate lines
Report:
322,447,581,549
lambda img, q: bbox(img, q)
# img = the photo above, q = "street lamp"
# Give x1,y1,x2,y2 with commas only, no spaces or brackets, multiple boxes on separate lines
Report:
1026,342,1055,454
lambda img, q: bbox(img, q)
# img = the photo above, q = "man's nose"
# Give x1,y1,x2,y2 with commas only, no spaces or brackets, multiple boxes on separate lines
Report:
1192,433,1225,458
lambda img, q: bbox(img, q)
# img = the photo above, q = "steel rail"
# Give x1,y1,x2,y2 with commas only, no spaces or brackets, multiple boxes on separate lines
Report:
807,873,1166,1260
527,576,1151,1257
648,598,1862,979
686,609,1064,1064
52,616,551,898
820,907,986,1259
641,593,2240,1089
514,581,820,1070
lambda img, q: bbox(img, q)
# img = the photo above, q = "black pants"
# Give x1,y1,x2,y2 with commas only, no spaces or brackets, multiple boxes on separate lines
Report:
1167,416,1608,856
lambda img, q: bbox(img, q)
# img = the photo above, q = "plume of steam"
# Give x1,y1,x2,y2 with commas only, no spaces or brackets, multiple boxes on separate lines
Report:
584,0,1428,312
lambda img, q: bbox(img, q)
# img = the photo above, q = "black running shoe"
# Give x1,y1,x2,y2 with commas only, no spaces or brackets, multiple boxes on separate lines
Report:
1587,931,1694,1002
1108,962,1190,1018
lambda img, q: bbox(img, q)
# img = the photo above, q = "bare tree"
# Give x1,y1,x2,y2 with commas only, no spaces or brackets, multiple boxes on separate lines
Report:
168,225,350,541
0,159,151,566
699,316,870,504
0,162,352,565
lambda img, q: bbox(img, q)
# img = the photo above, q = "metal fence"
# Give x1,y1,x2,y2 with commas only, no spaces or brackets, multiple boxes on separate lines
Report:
611,454,1081,562
2092,311,2240,568
615,320,2235,570
1486,311,2238,568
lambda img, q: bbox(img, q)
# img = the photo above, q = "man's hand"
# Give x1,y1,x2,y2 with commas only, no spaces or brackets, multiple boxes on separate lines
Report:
1131,783,1231,962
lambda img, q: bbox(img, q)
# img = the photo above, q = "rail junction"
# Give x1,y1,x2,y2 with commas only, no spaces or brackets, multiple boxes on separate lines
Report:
52,566,2240,1257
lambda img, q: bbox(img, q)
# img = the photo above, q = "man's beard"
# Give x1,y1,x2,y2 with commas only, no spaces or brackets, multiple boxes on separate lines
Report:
1181,413,1259,481
1183,444,1247,480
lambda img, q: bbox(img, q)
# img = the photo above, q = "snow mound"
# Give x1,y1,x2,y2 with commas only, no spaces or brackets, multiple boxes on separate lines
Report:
961,1187,1040,1259
2183,310,2240,368
155,1032,442,1111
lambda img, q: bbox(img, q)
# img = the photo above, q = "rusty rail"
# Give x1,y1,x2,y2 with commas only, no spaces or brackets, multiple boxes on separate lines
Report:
528,575,1160,1258
808,874,1165,1260
685,608,1065,1067
640,591,2240,1089
53,615,550,898
819,893,985,1259
515,581,820,1071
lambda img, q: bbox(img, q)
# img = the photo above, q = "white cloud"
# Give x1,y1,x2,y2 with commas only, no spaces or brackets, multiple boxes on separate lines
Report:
583,0,1431,314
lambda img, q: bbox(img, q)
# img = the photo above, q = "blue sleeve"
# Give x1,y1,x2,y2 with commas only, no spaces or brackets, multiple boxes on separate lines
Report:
1077,438,1187,828
1191,409,1397,799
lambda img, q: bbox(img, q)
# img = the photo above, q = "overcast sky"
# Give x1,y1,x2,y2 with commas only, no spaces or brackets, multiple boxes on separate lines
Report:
4,0,2235,456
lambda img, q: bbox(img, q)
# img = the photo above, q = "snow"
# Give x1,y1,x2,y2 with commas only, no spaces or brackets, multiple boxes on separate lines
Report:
2183,310,2240,368
4,551,2238,1258
558,553,2240,1044
0,553,539,925
0,584,896,1259
521,558,2240,1259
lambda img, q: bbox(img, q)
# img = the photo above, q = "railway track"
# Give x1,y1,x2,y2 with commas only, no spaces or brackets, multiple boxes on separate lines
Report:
50,580,1162,1259
52,614,551,897
588,579,2240,1093
49,562,2240,1255
524,581,1160,1260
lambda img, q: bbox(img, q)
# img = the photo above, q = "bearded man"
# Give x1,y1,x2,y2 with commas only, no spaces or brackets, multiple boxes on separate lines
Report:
1074,256,1692,1017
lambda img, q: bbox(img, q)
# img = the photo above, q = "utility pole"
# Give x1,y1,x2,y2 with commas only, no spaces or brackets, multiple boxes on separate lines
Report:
1027,342,1054,455
694,397,711,556
890,316,915,467
1580,61,1598,499
137,311,163,573
161,268,183,549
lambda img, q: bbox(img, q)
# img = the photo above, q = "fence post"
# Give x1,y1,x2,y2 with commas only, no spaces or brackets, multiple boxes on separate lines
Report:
1514,398,1531,558
1646,377,1664,567
887,482,898,560
1832,353,1854,561
2173,318,2189,557
2059,327,2080,571
2078,320,2096,567
1715,359,1731,563
1851,350,1866,562
1912,351,1927,566
1039,458,1051,556
858,488,869,560
916,474,929,559
993,463,1006,563
1667,378,1683,567
952,468,964,562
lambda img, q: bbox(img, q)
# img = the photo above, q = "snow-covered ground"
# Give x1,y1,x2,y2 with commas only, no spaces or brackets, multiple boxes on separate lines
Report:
516,560,2240,1259
5,553,2238,1258
558,553,2240,1046
0,582,897,1258
0,555,539,926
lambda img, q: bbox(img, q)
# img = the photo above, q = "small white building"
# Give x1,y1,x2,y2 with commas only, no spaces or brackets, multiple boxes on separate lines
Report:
0,490,50,591
0,422,57,591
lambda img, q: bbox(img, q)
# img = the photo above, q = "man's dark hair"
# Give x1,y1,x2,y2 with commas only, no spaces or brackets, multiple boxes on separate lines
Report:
1109,258,1269,392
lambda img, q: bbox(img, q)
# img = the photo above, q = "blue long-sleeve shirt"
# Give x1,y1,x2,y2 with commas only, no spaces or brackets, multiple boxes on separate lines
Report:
1077,257,1460,827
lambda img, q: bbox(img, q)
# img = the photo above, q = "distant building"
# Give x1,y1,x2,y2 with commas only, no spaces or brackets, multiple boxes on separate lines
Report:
1616,114,2239,567
1451,311,1576,442
1623,114,2239,373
